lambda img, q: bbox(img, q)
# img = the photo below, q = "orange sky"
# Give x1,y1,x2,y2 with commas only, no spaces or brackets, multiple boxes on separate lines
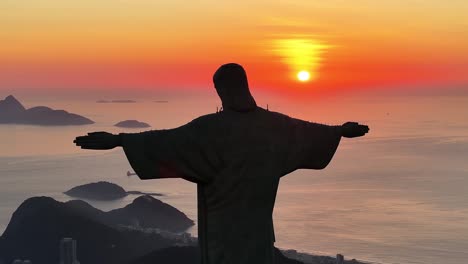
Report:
1,1,467,96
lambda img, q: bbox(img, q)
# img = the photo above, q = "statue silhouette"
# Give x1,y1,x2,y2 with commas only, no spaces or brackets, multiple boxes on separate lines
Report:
74,63,369,264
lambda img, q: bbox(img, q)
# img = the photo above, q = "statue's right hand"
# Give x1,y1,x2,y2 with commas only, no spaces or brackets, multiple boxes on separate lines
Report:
73,131,121,150
341,122,369,138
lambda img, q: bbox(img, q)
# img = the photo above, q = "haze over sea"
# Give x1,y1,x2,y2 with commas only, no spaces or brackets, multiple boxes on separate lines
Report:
1,92,467,264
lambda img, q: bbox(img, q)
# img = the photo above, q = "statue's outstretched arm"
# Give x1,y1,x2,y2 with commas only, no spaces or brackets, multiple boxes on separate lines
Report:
280,119,369,173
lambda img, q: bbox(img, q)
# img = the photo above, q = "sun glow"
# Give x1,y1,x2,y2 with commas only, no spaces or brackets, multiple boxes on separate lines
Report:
272,38,330,82
297,70,310,82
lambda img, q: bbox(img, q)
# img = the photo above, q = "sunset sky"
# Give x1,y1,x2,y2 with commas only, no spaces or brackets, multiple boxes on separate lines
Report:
1,0,467,96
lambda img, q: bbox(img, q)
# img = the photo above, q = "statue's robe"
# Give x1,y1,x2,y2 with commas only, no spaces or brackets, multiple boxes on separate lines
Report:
121,107,342,264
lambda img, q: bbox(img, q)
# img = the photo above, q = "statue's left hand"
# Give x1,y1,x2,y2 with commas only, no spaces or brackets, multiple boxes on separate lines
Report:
73,131,121,150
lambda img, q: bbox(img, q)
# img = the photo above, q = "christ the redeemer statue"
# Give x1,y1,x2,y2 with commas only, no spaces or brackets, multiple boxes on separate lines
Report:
74,63,369,264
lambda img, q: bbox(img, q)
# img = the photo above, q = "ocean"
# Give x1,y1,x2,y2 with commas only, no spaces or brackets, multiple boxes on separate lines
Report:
1,93,467,264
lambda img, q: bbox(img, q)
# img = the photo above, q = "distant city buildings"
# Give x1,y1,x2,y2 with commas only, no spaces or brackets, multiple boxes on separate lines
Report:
121,225,197,245
8,237,80,264
59,238,80,264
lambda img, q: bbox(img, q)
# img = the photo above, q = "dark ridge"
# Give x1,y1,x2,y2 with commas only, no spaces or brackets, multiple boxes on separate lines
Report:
106,195,194,232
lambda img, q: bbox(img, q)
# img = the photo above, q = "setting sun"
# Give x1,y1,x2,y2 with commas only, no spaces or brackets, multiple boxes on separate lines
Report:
297,70,310,82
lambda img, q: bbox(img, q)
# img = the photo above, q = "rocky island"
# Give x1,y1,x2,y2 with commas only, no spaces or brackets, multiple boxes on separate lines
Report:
0,95,94,126
64,181,163,200
114,120,151,128
64,181,127,200
97,99,137,103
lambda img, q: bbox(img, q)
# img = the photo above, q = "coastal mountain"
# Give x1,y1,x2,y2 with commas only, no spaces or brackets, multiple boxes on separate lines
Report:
0,197,174,264
0,196,358,264
114,120,151,128
0,95,93,125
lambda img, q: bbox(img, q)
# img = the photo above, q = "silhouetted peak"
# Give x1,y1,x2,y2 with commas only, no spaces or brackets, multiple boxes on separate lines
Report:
132,195,163,206
0,95,26,112
2,197,61,237
64,199,105,220
108,195,195,231
65,199,99,212
16,196,59,212
11,196,62,219
5,95,18,101
126,195,188,218
124,195,166,211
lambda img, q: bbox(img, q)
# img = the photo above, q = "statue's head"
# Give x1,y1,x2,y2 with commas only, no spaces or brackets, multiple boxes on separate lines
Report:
213,63,257,112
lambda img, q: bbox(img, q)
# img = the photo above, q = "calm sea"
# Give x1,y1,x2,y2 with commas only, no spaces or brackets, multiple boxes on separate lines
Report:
1,93,467,264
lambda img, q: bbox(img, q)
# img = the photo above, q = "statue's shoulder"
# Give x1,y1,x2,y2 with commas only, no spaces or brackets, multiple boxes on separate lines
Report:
190,113,218,123
184,113,220,129
260,108,294,122
259,108,315,129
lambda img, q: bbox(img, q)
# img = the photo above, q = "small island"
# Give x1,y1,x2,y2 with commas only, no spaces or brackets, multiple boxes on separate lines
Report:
96,99,137,103
64,181,163,200
114,120,151,128
0,95,94,126
64,181,127,200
